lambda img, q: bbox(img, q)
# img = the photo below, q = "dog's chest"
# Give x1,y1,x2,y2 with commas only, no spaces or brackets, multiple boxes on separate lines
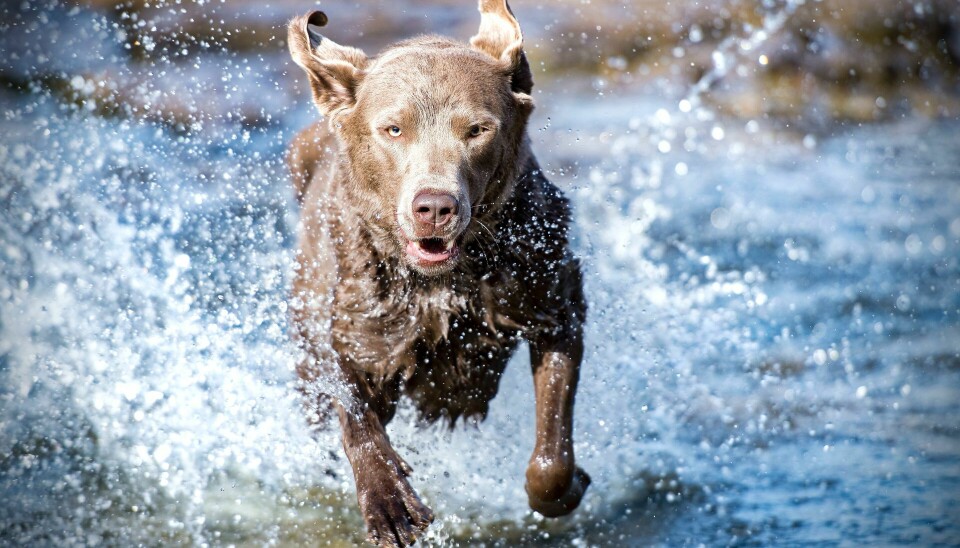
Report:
409,285,470,344
332,273,525,378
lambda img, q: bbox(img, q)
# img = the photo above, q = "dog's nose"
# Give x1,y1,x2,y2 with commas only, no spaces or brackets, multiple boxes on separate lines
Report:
412,191,459,228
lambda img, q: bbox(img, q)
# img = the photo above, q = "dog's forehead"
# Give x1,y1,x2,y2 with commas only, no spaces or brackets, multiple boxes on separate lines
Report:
359,43,506,109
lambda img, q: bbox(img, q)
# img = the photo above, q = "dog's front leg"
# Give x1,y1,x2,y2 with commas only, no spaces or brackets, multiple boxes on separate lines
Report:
525,327,591,517
334,370,434,547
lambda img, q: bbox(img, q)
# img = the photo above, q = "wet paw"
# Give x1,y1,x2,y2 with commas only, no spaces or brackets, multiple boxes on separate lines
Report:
526,465,590,518
356,451,434,547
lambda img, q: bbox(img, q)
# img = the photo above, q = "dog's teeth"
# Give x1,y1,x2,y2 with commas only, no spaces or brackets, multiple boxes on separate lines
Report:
444,240,454,250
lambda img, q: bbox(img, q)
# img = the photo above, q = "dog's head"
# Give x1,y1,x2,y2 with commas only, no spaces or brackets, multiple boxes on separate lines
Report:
288,1,534,276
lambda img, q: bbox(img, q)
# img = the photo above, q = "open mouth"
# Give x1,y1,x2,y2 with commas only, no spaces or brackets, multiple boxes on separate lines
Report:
405,237,459,266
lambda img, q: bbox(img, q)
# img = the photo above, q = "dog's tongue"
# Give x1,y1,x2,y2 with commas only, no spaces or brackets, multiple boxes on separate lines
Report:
406,238,455,263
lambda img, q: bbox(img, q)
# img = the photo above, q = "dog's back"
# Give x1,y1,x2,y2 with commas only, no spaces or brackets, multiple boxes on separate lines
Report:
286,120,333,203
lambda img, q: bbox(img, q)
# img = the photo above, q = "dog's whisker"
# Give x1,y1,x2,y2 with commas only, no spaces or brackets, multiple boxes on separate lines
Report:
474,232,495,261
468,220,500,260
477,223,501,254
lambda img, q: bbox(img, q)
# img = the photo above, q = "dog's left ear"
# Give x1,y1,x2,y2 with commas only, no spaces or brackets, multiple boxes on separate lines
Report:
288,11,368,115
470,0,533,95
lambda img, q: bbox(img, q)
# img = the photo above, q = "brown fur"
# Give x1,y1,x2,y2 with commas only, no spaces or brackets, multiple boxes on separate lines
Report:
287,3,589,546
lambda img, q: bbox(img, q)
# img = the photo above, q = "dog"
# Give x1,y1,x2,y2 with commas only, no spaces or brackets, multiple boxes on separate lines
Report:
286,2,589,545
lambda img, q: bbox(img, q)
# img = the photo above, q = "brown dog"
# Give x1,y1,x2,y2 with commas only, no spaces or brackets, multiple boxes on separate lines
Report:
286,2,589,545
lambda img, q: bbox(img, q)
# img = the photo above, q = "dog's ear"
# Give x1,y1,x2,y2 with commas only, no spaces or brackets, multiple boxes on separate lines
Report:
470,0,533,94
288,11,368,115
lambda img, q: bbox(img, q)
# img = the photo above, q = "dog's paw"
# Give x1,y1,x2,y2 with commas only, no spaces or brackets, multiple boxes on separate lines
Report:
356,451,434,547
525,465,591,518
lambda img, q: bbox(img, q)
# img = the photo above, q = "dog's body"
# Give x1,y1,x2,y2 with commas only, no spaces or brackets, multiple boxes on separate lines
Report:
287,3,589,546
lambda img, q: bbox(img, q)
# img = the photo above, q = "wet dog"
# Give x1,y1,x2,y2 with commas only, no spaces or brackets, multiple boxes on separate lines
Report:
287,2,589,545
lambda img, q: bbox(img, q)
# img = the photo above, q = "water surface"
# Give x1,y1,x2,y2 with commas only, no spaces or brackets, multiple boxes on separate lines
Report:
1,2,959,546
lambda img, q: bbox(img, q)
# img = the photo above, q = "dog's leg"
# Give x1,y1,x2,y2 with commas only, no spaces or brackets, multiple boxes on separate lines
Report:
334,368,434,547
526,333,591,517
524,265,590,517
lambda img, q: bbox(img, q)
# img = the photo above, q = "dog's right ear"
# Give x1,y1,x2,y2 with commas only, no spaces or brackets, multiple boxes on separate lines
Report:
288,11,368,115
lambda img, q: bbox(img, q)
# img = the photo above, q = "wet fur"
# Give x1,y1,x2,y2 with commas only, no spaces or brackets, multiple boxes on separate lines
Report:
291,117,583,424
287,4,589,546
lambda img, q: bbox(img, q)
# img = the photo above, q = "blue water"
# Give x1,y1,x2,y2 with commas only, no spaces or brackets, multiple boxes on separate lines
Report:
2,2,959,546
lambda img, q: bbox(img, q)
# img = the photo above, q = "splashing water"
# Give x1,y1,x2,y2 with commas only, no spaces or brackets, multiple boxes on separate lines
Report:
683,0,807,111
2,1,959,546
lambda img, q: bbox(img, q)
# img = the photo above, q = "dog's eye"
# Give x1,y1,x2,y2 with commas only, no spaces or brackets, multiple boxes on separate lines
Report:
468,124,484,138
386,125,402,138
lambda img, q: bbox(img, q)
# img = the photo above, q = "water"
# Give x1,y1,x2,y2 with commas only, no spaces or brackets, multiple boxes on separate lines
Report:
2,1,959,546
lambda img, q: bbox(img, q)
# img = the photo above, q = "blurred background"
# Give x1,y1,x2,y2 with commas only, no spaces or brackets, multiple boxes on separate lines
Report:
3,0,959,130
2,0,958,545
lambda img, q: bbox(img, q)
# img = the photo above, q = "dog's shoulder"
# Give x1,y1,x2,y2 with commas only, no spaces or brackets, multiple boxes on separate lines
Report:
475,166,584,331
499,167,574,262
287,120,337,204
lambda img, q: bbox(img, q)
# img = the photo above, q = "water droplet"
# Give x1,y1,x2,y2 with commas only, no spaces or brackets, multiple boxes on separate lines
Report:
904,234,922,255
813,349,827,365
710,207,730,229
